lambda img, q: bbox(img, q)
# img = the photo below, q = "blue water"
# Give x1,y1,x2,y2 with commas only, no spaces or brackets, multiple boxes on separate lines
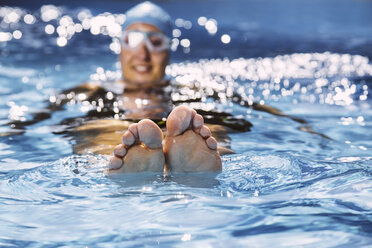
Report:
1,0,372,247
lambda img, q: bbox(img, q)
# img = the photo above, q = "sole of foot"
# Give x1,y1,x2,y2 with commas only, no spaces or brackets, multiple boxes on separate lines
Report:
164,105,222,173
106,119,165,173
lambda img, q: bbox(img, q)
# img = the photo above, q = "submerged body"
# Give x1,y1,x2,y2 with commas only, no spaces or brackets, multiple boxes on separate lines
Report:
60,82,235,172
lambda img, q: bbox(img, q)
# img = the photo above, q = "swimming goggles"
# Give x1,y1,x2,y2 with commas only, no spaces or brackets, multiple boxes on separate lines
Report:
121,30,170,53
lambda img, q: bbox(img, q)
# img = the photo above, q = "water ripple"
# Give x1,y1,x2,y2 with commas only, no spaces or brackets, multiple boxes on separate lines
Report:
1,3,372,247
218,153,302,196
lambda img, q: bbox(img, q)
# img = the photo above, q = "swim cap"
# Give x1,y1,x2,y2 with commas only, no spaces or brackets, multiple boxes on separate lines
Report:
122,1,172,38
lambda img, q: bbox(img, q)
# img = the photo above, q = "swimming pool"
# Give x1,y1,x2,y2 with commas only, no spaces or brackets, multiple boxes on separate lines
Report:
1,0,372,247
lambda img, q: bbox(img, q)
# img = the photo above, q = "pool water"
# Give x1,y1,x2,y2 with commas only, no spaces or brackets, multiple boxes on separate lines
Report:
1,1,372,247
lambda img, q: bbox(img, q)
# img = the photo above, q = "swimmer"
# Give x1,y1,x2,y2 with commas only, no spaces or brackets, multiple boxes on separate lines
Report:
105,2,222,173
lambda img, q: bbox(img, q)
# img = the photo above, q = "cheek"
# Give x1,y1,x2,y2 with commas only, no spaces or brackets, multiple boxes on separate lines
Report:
121,52,133,73
120,51,130,65
152,54,169,71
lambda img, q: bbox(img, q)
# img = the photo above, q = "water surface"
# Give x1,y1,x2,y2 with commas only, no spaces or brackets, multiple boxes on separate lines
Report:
1,1,372,247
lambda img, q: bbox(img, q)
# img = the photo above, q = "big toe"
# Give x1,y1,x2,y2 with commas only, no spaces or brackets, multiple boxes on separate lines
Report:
164,106,222,173
166,105,196,137
137,119,163,149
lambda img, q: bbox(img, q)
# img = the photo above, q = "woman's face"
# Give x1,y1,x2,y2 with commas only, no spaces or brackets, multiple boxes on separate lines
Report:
120,23,169,87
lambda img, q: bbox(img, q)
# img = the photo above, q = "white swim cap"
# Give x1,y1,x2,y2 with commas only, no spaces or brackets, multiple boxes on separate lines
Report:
122,1,172,38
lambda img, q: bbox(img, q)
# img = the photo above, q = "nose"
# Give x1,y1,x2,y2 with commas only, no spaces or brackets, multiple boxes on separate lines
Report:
136,42,151,61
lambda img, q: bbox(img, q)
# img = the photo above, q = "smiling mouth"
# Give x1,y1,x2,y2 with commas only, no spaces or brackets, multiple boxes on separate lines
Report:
133,65,152,73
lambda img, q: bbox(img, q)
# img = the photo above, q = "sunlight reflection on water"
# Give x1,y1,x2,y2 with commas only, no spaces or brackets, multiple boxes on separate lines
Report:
1,3,372,247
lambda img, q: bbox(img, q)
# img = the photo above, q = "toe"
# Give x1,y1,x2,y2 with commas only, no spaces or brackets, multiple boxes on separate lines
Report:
206,137,218,150
114,144,127,157
122,130,135,147
166,105,196,136
128,123,138,139
137,119,163,149
199,125,211,138
108,156,123,170
193,114,204,129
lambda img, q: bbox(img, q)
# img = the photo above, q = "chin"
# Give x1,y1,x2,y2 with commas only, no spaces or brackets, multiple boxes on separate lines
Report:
125,79,155,88
125,73,162,86
135,78,155,84
137,76,162,84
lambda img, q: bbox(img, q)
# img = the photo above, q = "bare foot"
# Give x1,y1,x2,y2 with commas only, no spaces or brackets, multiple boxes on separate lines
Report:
106,119,165,173
164,105,222,172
